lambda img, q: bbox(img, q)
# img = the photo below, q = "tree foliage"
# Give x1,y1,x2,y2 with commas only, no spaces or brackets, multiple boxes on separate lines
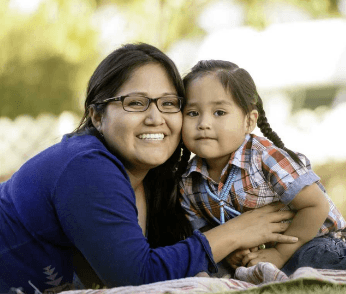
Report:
238,0,342,29
0,0,99,118
1,0,342,118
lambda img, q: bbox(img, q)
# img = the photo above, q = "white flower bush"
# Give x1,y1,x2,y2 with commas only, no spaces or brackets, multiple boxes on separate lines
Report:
0,111,79,180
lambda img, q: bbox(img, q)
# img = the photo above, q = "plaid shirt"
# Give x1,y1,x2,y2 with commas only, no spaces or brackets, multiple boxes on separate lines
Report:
180,134,346,237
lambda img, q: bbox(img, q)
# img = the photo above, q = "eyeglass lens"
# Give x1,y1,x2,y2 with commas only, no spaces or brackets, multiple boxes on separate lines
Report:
123,96,180,112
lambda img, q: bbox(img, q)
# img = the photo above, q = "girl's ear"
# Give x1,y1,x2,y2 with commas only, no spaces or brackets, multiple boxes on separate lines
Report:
246,110,258,134
89,106,103,132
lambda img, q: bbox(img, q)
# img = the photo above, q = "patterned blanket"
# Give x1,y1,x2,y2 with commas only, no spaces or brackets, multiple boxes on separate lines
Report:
61,263,346,294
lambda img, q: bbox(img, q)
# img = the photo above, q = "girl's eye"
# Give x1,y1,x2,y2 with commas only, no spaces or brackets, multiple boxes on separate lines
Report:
186,111,198,117
214,110,226,116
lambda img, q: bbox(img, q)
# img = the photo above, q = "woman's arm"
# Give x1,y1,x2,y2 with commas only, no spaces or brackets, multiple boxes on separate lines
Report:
55,153,217,287
55,153,298,287
243,183,330,268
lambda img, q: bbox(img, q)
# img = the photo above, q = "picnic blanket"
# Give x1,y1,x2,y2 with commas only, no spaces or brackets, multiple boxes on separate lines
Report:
60,263,346,294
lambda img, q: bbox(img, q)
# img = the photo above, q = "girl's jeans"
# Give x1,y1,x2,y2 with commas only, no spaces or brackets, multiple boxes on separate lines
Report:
281,235,346,276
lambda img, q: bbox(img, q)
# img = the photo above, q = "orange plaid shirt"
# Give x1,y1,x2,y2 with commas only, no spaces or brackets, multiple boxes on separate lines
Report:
180,134,346,237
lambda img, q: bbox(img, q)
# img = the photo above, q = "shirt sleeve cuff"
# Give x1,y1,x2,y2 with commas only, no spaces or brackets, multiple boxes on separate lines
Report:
193,230,218,274
280,170,320,204
191,218,208,230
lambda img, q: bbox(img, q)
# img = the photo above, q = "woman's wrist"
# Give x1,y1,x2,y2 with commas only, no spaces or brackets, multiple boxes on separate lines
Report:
203,223,240,263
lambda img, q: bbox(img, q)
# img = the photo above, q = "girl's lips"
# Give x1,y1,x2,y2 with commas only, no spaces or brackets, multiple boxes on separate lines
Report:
196,137,214,140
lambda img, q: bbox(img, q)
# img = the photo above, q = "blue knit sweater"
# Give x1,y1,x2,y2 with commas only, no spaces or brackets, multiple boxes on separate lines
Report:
0,133,215,294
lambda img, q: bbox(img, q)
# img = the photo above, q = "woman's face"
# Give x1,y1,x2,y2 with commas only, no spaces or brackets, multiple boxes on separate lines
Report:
93,63,182,172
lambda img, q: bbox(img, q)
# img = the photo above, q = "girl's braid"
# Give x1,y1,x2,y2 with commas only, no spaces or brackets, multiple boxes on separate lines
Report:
256,98,285,149
256,97,303,166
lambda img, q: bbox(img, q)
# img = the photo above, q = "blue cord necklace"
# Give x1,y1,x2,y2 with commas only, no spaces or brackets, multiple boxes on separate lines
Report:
204,165,241,224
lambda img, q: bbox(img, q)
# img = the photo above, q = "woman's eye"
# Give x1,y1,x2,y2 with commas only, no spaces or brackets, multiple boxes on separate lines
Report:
128,100,145,106
186,111,198,117
214,110,226,116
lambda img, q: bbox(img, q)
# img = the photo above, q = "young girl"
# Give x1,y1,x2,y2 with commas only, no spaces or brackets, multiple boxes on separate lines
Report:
179,60,346,276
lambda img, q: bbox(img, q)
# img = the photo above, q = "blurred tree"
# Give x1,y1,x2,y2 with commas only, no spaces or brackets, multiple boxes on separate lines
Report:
1,0,342,118
238,0,342,29
0,0,99,118
92,0,343,50
96,0,213,51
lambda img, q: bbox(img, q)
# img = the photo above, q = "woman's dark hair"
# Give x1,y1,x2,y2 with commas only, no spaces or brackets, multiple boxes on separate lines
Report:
73,43,193,247
183,60,302,165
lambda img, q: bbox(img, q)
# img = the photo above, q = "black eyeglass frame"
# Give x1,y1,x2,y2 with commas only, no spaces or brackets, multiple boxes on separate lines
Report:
93,95,183,113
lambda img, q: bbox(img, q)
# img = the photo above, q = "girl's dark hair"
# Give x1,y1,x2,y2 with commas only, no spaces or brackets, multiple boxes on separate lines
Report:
73,43,193,247
183,60,302,165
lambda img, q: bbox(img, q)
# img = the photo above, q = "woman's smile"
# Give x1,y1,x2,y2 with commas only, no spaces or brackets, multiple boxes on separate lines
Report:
96,63,182,171
137,133,165,140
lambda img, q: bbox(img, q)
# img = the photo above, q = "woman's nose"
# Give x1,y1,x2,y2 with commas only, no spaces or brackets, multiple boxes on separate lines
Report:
144,102,165,125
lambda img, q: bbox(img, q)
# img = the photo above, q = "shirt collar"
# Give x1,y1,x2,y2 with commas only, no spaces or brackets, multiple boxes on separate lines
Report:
182,134,253,179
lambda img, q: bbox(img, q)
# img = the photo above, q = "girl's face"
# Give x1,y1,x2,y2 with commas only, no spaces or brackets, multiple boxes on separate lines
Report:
91,63,182,172
182,74,257,169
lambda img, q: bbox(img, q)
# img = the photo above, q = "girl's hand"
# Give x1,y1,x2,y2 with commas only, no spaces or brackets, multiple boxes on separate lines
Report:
242,248,288,269
225,247,258,269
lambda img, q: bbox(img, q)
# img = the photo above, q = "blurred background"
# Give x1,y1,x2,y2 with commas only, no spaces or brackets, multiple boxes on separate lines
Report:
1,0,346,215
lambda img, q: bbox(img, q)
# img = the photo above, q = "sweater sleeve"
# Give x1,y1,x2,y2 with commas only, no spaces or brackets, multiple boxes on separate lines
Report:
53,150,217,287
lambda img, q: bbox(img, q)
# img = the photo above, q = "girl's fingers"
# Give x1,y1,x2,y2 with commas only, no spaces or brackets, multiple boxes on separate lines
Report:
247,258,260,267
242,252,258,266
249,247,258,252
237,249,251,257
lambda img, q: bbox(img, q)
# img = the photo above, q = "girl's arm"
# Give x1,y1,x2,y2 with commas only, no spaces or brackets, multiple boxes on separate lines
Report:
243,183,330,268
275,183,329,261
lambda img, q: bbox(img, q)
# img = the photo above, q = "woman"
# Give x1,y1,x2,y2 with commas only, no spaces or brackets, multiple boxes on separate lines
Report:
0,43,297,294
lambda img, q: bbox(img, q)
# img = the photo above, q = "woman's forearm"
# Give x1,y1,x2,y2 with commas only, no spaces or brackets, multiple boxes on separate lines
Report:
203,224,240,263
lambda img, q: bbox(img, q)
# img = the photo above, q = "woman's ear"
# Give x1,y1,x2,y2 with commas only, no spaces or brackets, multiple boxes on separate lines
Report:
246,110,258,134
89,106,103,132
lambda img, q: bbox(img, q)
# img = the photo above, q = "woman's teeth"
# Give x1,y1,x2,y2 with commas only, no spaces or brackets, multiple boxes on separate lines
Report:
138,133,164,140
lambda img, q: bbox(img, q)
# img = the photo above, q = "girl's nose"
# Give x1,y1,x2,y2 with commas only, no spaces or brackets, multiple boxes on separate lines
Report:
197,115,211,130
144,102,165,125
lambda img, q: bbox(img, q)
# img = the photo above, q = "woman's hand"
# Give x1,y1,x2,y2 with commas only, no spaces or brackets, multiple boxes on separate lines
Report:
204,202,298,263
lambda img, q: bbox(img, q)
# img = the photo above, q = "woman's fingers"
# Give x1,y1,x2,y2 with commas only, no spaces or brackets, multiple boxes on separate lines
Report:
255,202,286,213
269,210,295,223
270,221,290,233
272,233,298,243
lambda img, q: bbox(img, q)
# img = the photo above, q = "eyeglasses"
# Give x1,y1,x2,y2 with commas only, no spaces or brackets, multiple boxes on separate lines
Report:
94,95,183,113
